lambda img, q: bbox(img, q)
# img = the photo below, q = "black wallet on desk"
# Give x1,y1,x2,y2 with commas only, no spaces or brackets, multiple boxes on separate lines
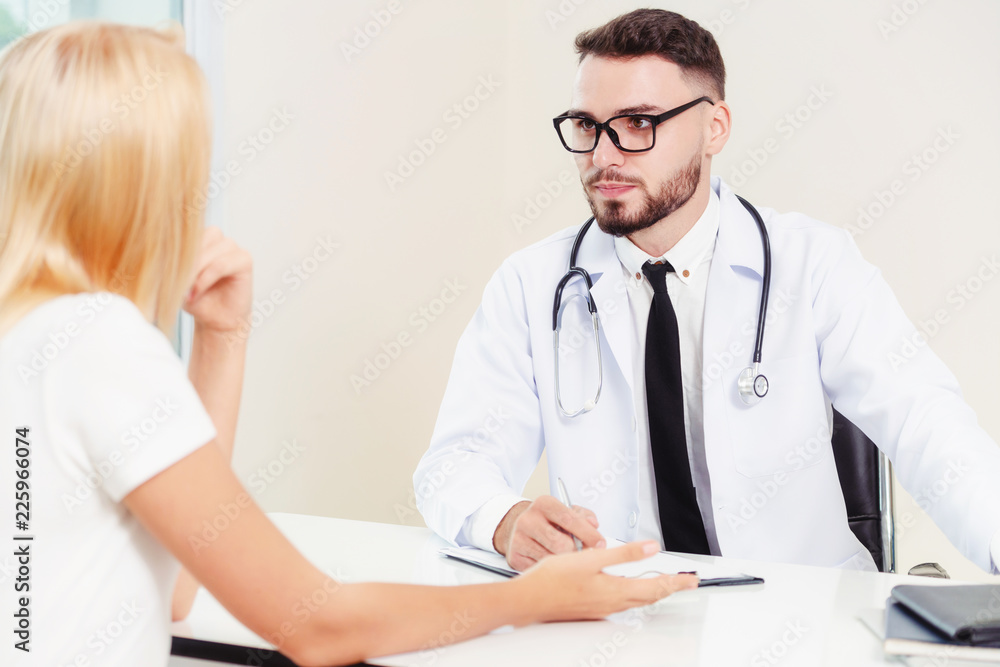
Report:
891,584,1000,647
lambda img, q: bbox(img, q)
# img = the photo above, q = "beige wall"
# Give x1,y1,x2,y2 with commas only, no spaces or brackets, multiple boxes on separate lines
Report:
215,0,1000,582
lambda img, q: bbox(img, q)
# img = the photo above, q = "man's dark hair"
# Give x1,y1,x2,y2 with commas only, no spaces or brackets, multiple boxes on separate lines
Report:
574,9,726,100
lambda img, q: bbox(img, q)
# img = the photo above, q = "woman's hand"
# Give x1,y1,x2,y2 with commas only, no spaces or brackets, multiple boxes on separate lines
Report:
514,540,699,622
183,226,253,335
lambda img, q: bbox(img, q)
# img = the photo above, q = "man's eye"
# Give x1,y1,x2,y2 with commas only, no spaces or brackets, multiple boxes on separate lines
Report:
628,117,651,130
575,119,596,131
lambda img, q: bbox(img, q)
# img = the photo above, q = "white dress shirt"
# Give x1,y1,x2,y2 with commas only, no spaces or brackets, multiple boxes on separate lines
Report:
613,189,721,553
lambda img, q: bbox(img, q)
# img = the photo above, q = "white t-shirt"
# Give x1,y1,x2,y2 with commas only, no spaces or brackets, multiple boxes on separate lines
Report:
0,292,217,667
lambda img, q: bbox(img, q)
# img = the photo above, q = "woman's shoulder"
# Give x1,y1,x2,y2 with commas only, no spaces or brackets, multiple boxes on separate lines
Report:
3,292,177,383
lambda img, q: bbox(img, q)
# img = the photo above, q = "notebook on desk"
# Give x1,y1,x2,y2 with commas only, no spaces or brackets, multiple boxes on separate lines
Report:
890,585,1000,647
880,599,1000,662
857,585,1000,663
439,540,764,587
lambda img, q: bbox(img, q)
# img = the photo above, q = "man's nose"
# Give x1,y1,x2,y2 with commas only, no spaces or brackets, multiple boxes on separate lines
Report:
592,130,625,169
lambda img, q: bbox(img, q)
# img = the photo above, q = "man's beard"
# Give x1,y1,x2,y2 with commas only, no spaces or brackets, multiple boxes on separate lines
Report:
584,154,701,237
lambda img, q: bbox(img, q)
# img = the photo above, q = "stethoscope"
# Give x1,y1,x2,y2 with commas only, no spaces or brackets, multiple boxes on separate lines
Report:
552,194,772,417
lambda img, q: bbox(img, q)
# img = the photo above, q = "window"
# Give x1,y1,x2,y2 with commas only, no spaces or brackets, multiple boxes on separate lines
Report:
0,0,182,48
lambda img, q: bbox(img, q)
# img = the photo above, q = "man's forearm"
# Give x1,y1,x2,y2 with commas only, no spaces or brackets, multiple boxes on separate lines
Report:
187,325,247,460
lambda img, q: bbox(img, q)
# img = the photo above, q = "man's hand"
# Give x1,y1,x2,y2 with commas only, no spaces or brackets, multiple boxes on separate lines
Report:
183,226,253,334
493,496,606,571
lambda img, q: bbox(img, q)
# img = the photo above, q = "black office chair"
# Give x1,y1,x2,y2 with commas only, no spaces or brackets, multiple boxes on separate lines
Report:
830,408,948,577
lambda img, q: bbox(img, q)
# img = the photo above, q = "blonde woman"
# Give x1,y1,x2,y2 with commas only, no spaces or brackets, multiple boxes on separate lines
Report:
0,22,697,667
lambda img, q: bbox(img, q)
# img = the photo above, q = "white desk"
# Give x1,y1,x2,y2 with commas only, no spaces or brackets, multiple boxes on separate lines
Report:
171,513,963,667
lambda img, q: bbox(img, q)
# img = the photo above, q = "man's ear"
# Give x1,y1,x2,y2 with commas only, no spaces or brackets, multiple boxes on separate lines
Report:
705,100,732,157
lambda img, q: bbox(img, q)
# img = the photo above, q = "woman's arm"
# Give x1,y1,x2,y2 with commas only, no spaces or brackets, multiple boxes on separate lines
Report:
171,227,253,620
126,443,696,667
157,229,696,660
171,327,247,619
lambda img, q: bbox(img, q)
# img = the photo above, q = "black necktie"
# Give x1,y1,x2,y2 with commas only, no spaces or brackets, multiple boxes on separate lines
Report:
642,261,710,555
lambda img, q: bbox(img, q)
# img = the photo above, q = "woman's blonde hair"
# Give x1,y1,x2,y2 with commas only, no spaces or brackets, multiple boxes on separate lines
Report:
0,21,210,336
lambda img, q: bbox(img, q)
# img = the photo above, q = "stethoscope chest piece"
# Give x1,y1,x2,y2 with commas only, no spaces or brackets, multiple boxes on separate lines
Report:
738,363,769,405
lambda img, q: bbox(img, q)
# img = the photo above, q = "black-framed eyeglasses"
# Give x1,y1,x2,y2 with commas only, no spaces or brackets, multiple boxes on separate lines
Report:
552,96,714,153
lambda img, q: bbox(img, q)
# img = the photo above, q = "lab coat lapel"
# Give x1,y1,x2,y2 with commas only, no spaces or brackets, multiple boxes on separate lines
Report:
575,226,635,393
703,179,768,550
704,180,767,339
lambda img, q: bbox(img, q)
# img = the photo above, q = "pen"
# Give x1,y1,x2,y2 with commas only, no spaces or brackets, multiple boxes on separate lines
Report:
556,477,584,552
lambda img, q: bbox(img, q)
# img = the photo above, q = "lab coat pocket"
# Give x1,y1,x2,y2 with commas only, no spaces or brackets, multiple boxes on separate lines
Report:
726,354,831,478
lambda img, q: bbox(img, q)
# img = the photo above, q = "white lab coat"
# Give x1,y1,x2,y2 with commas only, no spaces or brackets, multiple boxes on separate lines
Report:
414,177,1000,571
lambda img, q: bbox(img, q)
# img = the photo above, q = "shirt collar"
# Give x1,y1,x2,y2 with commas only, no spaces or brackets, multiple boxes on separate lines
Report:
614,187,720,286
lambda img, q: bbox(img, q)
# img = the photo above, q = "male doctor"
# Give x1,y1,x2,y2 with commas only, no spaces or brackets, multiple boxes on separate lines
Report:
414,9,1000,572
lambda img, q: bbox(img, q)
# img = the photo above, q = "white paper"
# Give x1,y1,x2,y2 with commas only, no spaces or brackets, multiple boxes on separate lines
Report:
602,539,755,582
